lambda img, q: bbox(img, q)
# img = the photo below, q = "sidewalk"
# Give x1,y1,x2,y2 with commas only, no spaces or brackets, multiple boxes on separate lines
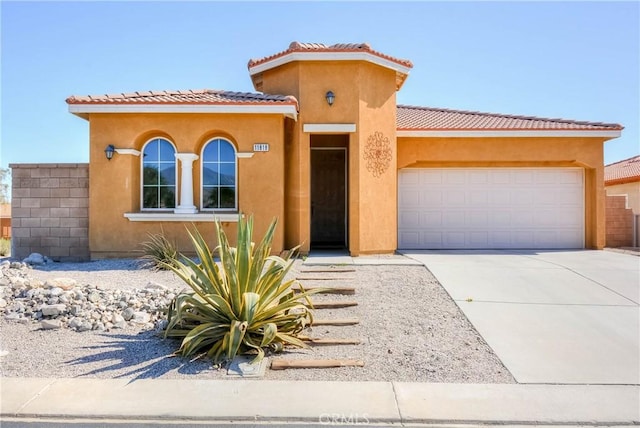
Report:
1,377,638,427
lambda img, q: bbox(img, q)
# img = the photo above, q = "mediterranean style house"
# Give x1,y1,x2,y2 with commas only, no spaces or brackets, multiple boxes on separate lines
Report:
63,42,622,258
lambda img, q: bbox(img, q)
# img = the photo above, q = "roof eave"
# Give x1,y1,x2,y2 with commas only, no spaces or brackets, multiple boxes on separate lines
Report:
396,129,623,138
248,51,411,91
605,176,640,186
67,103,299,121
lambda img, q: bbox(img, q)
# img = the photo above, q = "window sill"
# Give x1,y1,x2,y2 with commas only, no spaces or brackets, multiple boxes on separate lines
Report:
124,212,241,222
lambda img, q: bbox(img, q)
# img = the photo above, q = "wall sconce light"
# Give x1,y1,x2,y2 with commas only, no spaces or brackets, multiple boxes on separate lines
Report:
325,90,335,107
104,145,115,161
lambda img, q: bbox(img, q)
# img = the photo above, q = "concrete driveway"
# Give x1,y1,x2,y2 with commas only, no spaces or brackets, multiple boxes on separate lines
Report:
402,250,639,385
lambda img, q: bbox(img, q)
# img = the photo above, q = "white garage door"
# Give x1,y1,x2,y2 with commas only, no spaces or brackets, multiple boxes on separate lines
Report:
398,168,584,249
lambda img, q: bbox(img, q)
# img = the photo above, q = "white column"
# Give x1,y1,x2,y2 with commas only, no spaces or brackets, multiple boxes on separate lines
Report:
174,153,199,214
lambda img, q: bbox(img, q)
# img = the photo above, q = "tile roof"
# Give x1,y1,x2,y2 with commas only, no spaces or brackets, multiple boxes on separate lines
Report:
397,105,624,131
66,89,298,106
248,41,413,69
605,155,640,185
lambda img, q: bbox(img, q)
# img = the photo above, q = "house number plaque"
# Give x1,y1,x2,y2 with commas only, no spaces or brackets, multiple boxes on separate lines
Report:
253,143,270,152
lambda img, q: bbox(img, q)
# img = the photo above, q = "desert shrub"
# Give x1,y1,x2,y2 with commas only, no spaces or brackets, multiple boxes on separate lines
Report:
0,238,9,256
163,216,319,363
141,231,178,270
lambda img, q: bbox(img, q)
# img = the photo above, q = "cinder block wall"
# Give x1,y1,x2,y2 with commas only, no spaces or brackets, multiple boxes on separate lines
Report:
605,194,634,248
10,163,89,261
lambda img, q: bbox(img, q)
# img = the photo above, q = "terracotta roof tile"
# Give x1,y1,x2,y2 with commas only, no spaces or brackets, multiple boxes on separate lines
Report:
605,155,640,184
397,105,623,131
248,41,413,69
66,89,298,106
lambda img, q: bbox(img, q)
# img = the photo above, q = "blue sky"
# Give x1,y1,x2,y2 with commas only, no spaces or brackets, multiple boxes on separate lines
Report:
1,1,638,170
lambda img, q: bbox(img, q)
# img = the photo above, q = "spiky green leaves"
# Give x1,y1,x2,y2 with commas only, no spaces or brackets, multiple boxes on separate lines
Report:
163,216,319,364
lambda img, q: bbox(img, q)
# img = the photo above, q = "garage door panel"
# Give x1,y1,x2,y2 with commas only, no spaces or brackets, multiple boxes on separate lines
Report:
469,232,489,246
469,170,489,184
399,188,420,207
469,212,488,227
470,191,489,205
423,190,442,206
491,171,511,184
490,193,511,205
399,169,421,185
445,171,466,185
400,211,420,228
445,211,465,227
515,171,534,184
423,211,442,227
534,191,556,205
398,168,584,249
399,231,420,248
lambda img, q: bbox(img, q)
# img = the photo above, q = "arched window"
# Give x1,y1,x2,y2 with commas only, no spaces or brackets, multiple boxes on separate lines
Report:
201,138,237,210
141,138,176,209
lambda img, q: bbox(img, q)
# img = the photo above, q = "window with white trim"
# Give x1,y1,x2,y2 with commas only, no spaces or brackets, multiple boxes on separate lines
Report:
201,138,237,210
141,138,177,209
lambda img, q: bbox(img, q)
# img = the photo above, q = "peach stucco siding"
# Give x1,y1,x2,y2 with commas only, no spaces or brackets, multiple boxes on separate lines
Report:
88,113,286,258
605,181,640,215
397,136,608,249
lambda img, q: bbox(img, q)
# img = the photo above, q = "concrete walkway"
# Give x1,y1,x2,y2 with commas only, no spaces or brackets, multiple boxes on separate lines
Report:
1,377,638,426
303,250,422,266
402,250,640,385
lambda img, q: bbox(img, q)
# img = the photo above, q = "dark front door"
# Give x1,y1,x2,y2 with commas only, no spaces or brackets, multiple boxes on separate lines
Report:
311,148,347,248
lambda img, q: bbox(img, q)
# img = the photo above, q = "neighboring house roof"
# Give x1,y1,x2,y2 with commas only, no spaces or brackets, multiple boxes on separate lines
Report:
397,105,623,138
66,89,299,120
605,155,640,185
248,42,413,91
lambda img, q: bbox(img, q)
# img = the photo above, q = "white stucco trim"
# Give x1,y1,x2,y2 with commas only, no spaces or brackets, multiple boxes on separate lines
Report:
124,212,240,222
303,124,357,133
236,152,255,158
114,148,141,156
396,130,622,138
69,104,298,120
249,52,412,77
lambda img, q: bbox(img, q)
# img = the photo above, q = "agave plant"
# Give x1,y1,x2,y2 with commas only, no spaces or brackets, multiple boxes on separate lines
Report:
163,216,318,363
140,230,178,270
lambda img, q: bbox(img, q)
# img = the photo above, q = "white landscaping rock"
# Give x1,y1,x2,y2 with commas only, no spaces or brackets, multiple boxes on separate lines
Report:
23,253,45,265
146,281,168,291
41,304,67,317
45,278,77,290
41,319,62,330
131,312,151,324
122,307,135,321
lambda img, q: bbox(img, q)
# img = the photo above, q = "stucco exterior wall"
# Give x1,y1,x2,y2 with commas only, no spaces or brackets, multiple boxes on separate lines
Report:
355,63,398,254
397,136,608,249
605,181,640,215
10,163,89,261
87,113,286,258
262,61,399,255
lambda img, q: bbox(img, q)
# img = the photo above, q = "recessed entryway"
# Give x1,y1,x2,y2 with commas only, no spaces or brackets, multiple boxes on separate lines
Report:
310,135,348,249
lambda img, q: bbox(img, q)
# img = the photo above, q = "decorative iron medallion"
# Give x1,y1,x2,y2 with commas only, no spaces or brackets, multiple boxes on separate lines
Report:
364,131,392,178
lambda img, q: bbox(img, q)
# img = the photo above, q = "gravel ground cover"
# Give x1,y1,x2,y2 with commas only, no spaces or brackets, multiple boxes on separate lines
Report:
0,257,515,383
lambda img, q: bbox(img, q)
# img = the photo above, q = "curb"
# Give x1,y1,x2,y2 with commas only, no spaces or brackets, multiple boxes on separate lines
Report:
2,378,638,427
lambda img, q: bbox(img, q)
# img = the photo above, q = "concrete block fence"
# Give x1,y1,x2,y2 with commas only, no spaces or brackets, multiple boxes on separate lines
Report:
605,194,635,248
10,163,89,261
